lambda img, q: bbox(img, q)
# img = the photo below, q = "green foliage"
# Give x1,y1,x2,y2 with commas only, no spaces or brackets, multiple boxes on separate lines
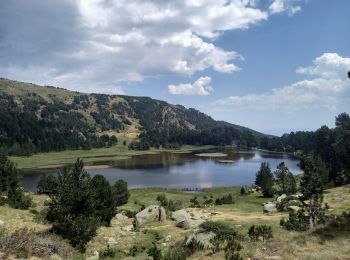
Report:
248,225,273,242
7,188,32,209
255,162,274,198
91,175,116,226
225,240,243,260
147,244,162,260
0,154,19,192
37,175,58,194
240,186,246,196
280,210,309,231
156,194,182,212
189,196,201,208
215,194,235,205
44,159,123,251
200,221,242,243
113,179,130,206
274,162,296,195
99,245,117,259
52,215,99,252
186,238,205,255
163,240,189,260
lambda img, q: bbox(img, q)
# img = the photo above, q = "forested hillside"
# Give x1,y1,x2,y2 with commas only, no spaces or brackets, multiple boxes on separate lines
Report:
0,78,263,155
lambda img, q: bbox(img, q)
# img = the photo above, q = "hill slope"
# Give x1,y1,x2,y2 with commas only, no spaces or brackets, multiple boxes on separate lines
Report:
0,78,265,155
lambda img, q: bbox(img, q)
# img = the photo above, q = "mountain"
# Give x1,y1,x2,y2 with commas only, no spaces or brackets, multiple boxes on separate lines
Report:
0,78,266,155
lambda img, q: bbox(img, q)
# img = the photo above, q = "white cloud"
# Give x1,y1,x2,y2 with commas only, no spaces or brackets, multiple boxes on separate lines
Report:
269,0,303,16
0,0,271,92
214,53,350,112
168,76,213,96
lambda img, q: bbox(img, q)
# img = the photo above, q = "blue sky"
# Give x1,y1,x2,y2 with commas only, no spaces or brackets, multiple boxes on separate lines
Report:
0,0,349,135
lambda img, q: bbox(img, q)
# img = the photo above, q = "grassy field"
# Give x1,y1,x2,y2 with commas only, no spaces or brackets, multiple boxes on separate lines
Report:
0,186,347,259
10,141,214,170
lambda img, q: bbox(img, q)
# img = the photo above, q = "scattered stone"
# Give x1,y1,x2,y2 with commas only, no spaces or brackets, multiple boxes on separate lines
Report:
122,225,134,232
0,220,4,226
164,235,172,242
86,251,99,260
288,193,302,200
186,232,215,249
134,205,166,227
176,218,205,229
115,213,128,220
107,237,117,245
263,203,277,214
276,194,287,203
286,200,302,207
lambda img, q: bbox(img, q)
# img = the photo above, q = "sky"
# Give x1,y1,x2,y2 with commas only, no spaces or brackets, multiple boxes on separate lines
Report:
0,0,349,135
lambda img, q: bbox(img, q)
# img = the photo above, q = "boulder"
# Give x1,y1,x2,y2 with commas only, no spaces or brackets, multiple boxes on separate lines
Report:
134,205,166,227
286,200,302,207
164,235,172,242
277,194,287,203
186,232,215,249
287,206,301,212
263,203,277,213
172,209,204,229
115,213,128,220
122,225,134,232
288,193,302,200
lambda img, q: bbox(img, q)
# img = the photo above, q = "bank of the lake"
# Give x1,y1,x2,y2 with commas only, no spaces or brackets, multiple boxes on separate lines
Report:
11,143,215,170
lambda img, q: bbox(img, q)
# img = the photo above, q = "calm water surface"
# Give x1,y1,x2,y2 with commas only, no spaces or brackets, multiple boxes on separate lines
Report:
21,148,301,192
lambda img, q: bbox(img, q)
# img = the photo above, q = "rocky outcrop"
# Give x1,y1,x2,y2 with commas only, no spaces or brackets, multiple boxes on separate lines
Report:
263,203,277,213
171,209,205,229
134,205,166,227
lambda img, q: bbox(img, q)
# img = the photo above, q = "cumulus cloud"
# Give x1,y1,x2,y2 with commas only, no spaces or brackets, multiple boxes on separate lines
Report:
214,53,350,112
0,0,271,92
269,0,303,16
168,76,213,96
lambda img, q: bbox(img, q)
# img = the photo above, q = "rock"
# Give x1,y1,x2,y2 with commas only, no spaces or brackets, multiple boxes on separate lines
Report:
263,203,277,213
134,205,166,227
176,218,205,229
286,200,302,207
276,194,287,203
186,232,215,249
115,213,128,220
172,209,204,229
287,206,301,212
122,225,134,232
107,237,117,245
85,251,99,260
0,220,4,225
164,235,172,242
288,193,302,200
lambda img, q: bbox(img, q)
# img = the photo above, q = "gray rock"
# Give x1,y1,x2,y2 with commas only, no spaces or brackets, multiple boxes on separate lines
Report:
288,193,302,200
0,220,4,225
263,203,277,213
186,232,215,249
115,213,128,220
134,205,166,227
122,225,134,232
287,206,301,212
172,209,204,229
164,235,172,242
286,200,302,207
276,194,287,203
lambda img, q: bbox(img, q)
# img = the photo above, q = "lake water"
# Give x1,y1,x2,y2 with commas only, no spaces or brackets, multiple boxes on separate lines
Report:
21,148,301,192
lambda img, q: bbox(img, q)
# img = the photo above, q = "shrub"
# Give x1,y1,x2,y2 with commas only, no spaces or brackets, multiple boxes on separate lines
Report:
225,240,243,260
240,187,246,196
129,245,138,257
248,225,273,242
113,179,130,206
156,194,181,212
7,188,32,209
189,196,201,208
99,245,118,259
280,210,309,231
215,194,235,205
147,244,162,260
163,240,189,260
37,175,58,194
52,215,99,252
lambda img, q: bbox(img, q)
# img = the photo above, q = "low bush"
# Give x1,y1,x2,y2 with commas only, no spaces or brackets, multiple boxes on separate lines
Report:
99,245,118,259
215,194,234,205
147,244,162,260
248,225,273,242
7,188,32,209
280,210,309,231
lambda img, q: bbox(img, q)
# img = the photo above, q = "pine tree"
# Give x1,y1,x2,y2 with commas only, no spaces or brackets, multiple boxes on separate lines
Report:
300,156,328,228
274,162,296,195
255,162,274,197
113,179,130,206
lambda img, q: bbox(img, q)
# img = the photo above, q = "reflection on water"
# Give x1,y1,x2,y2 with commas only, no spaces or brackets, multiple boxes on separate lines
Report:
21,148,301,192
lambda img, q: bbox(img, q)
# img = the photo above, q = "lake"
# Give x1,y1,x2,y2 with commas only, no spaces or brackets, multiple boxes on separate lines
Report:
21,148,301,192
